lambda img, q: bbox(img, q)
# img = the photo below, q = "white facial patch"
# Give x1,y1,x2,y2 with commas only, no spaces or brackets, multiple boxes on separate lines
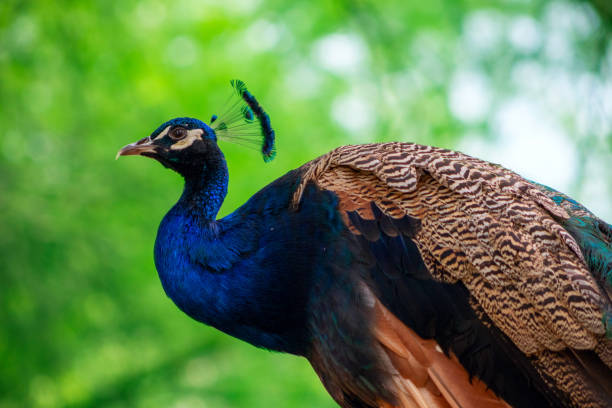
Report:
152,126,171,141
170,129,204,150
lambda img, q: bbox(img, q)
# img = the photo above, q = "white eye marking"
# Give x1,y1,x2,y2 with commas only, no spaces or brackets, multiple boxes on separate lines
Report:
170,129,204,150
152,126,171,141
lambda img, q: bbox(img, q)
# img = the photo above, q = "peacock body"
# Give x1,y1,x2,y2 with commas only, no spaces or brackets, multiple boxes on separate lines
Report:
118,81,612,408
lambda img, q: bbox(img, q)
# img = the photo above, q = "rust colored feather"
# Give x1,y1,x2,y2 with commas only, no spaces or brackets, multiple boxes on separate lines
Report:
293,142,612,407
373,296,511,408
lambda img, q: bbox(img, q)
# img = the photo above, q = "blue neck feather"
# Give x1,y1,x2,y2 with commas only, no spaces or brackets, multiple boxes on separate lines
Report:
177,155,228,220
154,150,320,355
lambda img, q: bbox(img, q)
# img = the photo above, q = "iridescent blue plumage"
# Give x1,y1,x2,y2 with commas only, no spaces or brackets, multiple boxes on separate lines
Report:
117,83,612,408
151,117,215,140
154,170,347,354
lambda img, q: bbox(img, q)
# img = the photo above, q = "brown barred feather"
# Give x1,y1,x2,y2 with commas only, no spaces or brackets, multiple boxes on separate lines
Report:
293,142,612,407
529,350,612,408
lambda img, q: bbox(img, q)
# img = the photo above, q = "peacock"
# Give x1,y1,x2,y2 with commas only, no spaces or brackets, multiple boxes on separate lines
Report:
117,80,612,408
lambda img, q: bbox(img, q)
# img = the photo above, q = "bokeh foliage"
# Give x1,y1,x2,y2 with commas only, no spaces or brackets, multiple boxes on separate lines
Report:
1,1,610,407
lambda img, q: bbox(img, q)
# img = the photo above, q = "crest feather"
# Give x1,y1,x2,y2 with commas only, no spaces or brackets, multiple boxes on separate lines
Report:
211,80,276,162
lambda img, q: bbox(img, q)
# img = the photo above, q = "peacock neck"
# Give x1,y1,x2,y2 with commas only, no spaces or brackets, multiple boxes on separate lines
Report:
177,151,229,221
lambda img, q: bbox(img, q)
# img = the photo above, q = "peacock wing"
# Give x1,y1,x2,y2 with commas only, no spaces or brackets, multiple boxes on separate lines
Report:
294,142,612,408
531,182,612,332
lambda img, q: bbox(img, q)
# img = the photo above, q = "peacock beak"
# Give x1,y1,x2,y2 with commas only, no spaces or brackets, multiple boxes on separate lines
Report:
116,137,157,159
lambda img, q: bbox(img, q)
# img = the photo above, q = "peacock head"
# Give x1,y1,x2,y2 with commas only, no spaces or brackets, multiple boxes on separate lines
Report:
116,80,276,176
116,117,222,176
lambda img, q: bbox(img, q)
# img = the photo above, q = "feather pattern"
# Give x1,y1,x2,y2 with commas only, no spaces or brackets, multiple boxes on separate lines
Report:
121,112,612,408
293,142,612,407
533,183,612,338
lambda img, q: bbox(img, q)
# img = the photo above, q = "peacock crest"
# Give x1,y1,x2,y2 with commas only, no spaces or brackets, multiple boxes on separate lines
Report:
210,79,276,163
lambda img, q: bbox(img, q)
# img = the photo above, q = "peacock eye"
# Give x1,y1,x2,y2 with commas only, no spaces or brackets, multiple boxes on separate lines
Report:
169,127,187,140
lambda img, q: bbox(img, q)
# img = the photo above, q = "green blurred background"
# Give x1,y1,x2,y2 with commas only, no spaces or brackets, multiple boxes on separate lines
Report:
1,1,611,407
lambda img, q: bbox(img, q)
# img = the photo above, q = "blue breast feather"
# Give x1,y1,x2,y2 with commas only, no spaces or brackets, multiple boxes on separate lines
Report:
154,169,345,354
